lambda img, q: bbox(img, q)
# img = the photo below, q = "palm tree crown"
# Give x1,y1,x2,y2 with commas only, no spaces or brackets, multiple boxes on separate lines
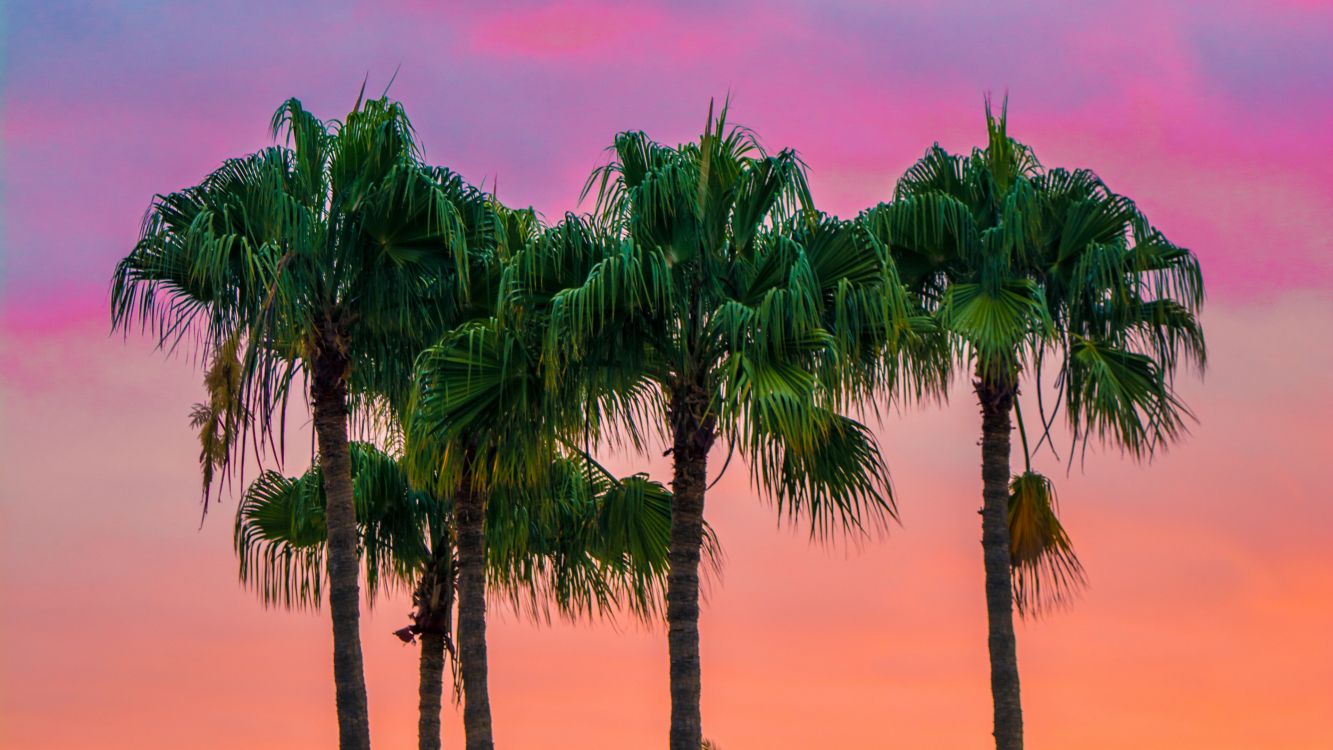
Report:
864,98,1205,460
553,103,905,526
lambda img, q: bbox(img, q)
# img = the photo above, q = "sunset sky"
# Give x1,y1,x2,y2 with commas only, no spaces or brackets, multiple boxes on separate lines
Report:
2,1,1331,748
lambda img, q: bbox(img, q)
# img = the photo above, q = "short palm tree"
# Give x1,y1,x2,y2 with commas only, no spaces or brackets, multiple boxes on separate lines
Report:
235,442,693,750
861,99,1205,750
111,92,493,749
517,103,907,749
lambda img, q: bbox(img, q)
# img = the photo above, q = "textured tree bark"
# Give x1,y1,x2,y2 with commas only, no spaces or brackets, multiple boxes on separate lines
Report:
977,380,1023,750
454,467,494,750
416,547,455,750
417,630,447,750
311,344,372,750
667,386,715,750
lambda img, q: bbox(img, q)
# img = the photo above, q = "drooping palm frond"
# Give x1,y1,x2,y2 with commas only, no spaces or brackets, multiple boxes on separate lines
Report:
190,334,248,515
233,442,433,610
482,452,697,623
1008,471,1085,617
234,467,329,610
235,441,684,625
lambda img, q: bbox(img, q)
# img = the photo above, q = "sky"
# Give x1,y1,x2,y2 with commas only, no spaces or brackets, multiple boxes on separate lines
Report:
1,1,1331,748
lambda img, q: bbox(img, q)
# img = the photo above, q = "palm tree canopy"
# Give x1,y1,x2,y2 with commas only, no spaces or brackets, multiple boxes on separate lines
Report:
861,98,1207,615
234,443,705,620
501,102,913,536
111,93,501,497
861,97,1206,461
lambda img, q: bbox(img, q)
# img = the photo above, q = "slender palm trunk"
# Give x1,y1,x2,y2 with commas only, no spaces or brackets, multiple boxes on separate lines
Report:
311,345,372,750
455,466,493,750
667,387,715,750
977,380,1022,750
418,630,447,750
416,548,455,750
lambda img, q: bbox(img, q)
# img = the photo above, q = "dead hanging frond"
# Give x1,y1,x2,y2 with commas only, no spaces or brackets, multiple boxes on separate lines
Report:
1008,471,1086,617
190,334,250,518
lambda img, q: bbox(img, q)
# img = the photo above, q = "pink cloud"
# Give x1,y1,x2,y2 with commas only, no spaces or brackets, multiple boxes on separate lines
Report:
467,2,666,59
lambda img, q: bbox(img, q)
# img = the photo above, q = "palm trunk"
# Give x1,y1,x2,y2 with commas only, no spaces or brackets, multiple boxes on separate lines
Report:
416,547,455,750
977,380,1022,750
455,466,493,750
311,345,372,750
417,630,447,750
667,389,715,750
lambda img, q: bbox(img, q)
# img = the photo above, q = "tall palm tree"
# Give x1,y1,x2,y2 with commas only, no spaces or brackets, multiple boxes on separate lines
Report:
514,103,908,749
404,315,570,750
111,92,494,749
388,193,579,749
861,98,1206,750
235,442,695,750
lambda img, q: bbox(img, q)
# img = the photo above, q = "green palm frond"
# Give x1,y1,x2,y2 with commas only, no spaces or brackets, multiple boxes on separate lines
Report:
938,280,1051,384
483,453,684,622
405,317,567,498
236,441,681,624
233,442,432,610
234,468,328,610
749,411,895,538
1063,336,1192,460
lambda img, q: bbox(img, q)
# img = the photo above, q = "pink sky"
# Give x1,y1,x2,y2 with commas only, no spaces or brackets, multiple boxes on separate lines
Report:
2,1,1331,748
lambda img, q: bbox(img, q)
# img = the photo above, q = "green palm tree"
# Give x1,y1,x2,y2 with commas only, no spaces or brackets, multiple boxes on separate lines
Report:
511,102,907,749
861,98,1205,750
235,442,694,750
111,92,495,749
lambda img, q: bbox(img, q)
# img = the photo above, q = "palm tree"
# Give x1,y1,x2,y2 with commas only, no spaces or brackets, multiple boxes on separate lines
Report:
860,98,1206,750
515,103,907,749
234,442,694,750
111,92,494,749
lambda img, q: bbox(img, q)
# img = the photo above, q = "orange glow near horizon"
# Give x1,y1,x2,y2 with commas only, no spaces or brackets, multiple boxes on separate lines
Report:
3,298,1331,749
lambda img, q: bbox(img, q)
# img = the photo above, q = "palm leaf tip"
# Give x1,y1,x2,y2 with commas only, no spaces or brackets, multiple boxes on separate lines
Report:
1008,471,1086,617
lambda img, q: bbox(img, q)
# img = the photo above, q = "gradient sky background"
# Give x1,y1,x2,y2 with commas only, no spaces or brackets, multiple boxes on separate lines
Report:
2,1,1331,748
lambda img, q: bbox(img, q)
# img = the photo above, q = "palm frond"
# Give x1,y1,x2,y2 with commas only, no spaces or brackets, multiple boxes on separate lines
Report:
1008,471,1085,617
233,442,432,609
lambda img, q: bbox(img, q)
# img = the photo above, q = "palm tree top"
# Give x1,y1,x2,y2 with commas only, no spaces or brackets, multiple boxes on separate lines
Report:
863,96,1206,462
111,93,503,500
505,101,908,540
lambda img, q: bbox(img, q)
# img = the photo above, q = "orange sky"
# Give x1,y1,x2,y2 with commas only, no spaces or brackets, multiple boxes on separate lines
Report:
3,297,1330,749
